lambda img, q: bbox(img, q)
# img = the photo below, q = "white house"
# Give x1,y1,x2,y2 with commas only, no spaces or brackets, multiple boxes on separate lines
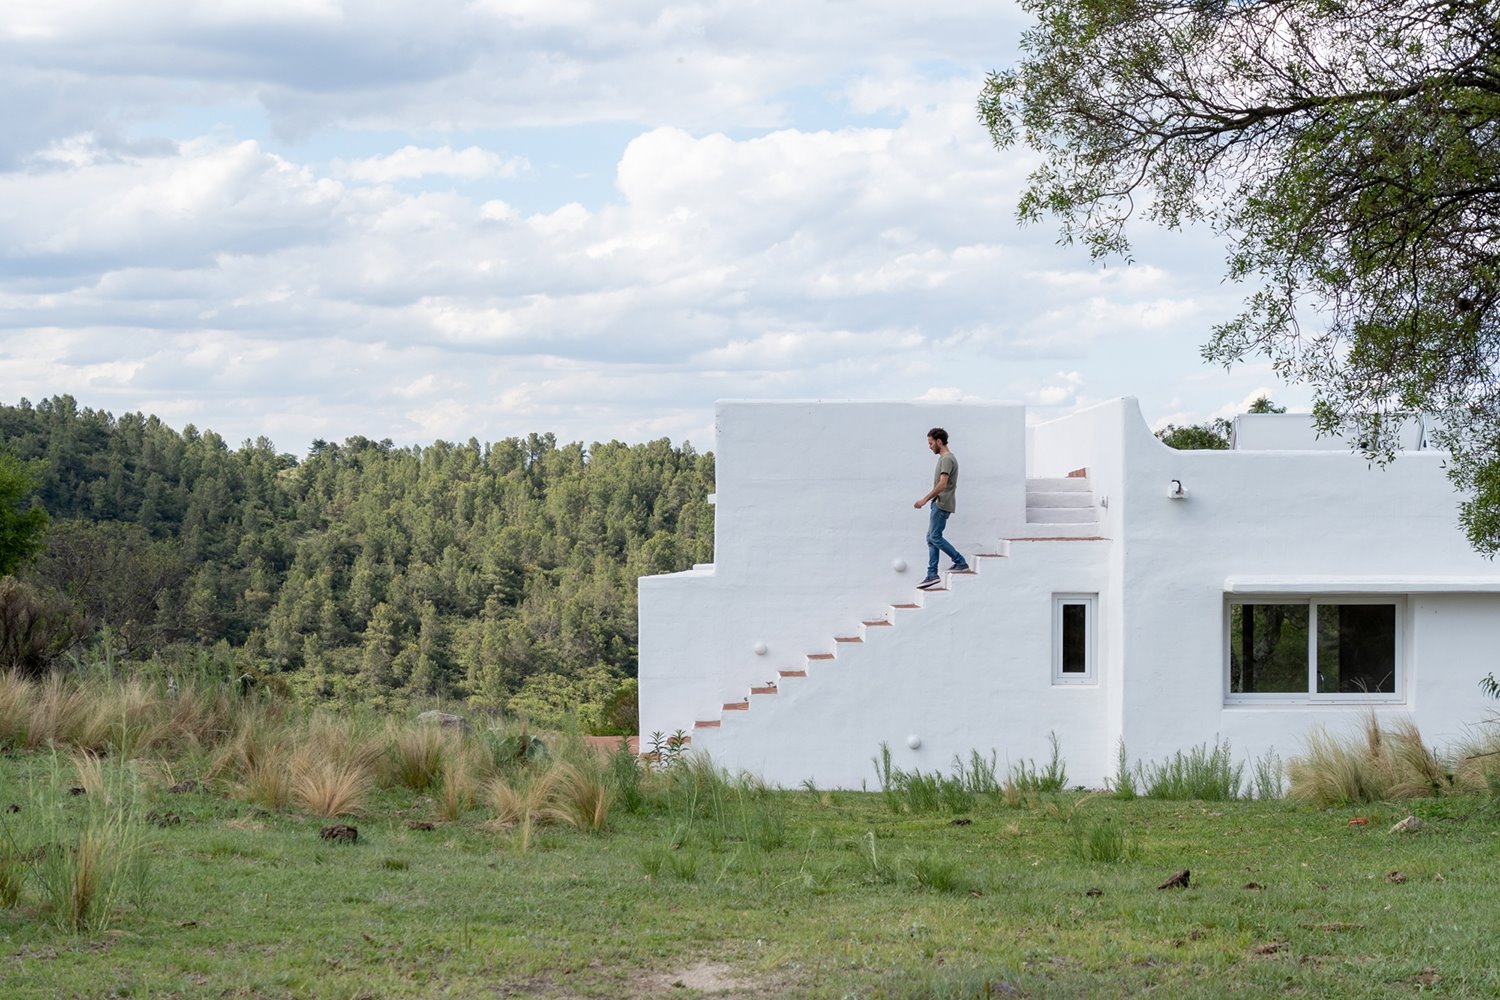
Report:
637,398,1500,789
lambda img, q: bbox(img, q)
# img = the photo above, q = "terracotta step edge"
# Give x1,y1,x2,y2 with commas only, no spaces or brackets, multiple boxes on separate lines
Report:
694,720,721,728
723,701,749,711
750,685,777,695
834,636,863,643
807,653,835,660
892,603,920,609
778,669,807,678
862,619,893,626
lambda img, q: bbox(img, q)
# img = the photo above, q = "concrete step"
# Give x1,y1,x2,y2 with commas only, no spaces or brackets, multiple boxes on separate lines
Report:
1008,523,1109,540
1026,477,1091,492
1025,490,1095,508
1026,507,1100,524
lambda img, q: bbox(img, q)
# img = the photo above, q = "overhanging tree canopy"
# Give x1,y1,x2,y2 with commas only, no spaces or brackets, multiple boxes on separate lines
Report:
980,0,1500,549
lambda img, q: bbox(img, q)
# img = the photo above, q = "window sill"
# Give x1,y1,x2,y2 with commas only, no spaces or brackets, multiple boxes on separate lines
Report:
1224,696,1406,708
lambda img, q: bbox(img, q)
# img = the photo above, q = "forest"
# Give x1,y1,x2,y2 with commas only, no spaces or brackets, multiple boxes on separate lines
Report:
0,395,716,732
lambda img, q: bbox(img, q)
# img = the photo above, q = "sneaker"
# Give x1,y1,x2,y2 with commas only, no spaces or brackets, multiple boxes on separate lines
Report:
951,562,972,572
917,575,942,590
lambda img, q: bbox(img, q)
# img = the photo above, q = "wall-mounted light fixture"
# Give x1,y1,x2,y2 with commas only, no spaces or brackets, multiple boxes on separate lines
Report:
892,558,907,573
906,734,922,750
753,641,768,656
1168,479,1186,499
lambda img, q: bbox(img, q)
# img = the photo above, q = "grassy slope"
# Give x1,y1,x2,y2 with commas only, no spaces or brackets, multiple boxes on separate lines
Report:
2,754,1498,1000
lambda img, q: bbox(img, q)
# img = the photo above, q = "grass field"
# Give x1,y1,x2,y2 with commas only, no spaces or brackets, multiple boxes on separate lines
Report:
4,737,1499,1000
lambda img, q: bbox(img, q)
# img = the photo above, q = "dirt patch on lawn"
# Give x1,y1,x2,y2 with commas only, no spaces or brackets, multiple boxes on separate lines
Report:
627,961,778,997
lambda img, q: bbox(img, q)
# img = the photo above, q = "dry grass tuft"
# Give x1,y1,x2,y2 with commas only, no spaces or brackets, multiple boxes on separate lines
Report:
550,759,614,832
383,721,449,792
1452,719,1500,791
290,750,375,818
27,674,90,749
486,767,568,852
71,751,110,803
437,742,484,822
1289,714,1454,806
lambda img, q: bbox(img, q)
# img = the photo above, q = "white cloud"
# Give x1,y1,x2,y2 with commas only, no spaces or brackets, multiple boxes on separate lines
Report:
335,145,526,183
1027,372,1085,407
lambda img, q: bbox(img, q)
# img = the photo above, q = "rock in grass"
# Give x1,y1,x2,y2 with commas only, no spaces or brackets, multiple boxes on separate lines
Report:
1157,868,1191,889
406,820,436,831
320,824,359,844
168,778,200,794
1389,815,1423,834
147,810,182,828
416,710,469,731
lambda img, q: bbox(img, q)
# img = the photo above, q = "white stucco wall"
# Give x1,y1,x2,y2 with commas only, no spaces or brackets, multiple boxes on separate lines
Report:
689,539,1111,789
1116,403,1497,772
640,396,1500,789
639,401,1026,743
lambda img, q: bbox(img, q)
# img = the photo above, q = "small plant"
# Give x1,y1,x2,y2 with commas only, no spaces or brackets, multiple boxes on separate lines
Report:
910,854,964,893
30,762,153,933
873,743,984,814
857,830,899,885
437,747,477,822
1006,732,1069,796
236,754,292,812
384,721,448,791
1070,817,1133,863
484,726,549,774
486,767,565,853
637,844,668,879
290,753,374,818
1252,747,1284,800
646,730,690,770
1137,737,1244,801
1110,739,1137,800
607,742,646,814
0,812,25,908
551,759,614,832
664,848,699,881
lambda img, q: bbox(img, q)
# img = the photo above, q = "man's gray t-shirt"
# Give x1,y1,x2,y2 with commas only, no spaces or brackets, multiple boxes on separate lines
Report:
933,453,958,513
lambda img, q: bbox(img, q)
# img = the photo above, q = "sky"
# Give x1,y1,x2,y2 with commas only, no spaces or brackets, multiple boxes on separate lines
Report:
0,0,1303,456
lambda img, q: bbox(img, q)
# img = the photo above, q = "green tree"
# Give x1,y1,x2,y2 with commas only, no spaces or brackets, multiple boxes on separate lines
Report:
980,0,1500,549
1156,396,1284,449
0,451,48,575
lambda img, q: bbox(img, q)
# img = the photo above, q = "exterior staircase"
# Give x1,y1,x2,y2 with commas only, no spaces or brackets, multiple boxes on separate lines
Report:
691,552,1008,734
686,473,1108,746
1013,472,1103,539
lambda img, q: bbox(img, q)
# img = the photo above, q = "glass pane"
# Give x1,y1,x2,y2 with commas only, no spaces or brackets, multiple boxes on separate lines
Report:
1061,602,1087,673
1229,604,1309,693
1316,604,1397,694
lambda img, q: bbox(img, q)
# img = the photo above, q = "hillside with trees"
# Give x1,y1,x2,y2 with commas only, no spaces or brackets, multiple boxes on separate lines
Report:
0,395,715,730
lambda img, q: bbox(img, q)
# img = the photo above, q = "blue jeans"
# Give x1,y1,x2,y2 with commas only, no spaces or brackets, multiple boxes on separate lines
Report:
926,503,964,577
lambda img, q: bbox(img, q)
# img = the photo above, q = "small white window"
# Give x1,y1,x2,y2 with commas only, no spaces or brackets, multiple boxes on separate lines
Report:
1053,594,1096,685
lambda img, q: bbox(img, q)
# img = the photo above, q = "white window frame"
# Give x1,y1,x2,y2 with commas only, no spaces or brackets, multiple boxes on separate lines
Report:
1052,593,1097,685
1224,595,1405,704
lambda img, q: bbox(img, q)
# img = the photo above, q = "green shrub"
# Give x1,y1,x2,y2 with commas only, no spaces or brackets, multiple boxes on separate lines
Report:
1138,737,1244,801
